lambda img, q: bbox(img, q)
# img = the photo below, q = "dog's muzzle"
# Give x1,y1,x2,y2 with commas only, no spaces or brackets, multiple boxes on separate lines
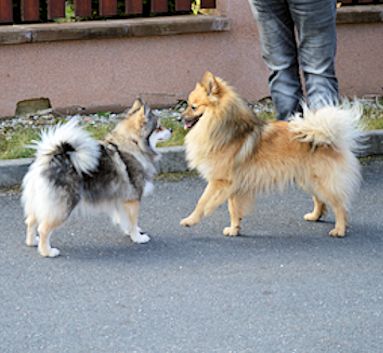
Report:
183,114,202,130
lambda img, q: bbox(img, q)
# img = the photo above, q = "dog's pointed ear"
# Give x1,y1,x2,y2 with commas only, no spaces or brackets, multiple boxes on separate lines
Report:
201,71,220,96
143,103,151,122
127,98,144,116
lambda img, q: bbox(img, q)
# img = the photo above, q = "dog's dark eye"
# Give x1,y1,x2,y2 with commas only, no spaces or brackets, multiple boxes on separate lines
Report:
191,105,197,111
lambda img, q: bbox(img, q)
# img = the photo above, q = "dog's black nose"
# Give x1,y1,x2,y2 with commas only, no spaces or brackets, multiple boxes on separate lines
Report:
169,128,173,133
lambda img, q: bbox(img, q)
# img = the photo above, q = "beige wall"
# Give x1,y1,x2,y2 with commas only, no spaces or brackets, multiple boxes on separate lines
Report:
0,0,382,117
337,23,383,96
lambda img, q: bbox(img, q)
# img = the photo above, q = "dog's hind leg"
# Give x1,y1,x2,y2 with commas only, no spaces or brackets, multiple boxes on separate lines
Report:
312,184,348,237
37,220,63,257
113,208,144,236
328,201,348,237
180,180,232,227
224,194,254,237
25,214,39,247
304,195,326,222
122,200,150,244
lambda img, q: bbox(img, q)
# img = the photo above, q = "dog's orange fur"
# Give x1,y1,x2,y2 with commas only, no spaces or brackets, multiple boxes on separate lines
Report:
180,72,361,237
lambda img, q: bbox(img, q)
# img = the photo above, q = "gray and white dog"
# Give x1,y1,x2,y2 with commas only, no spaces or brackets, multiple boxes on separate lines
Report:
21,99,172,257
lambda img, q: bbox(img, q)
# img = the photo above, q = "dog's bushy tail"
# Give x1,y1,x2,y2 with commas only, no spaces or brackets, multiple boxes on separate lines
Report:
288,102,364,152
31,119,100,175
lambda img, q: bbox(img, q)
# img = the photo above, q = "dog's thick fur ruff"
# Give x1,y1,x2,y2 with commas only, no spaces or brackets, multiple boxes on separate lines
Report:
22,99,171,257
180,72,363,238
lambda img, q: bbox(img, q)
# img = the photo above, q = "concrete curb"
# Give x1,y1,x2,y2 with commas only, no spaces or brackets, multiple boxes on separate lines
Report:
0,131,382,188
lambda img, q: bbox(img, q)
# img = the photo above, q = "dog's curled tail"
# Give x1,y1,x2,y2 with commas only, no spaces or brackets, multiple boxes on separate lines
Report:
288,102,364,152
32,119,100,175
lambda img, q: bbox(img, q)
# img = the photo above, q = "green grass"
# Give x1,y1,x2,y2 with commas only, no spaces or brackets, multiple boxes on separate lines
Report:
257,111,276,121
155,170,198,182
0,128,39,159
361,103,383,130
157,117,188,147
363,117,383,130
0,124,115,160
84,123,115,140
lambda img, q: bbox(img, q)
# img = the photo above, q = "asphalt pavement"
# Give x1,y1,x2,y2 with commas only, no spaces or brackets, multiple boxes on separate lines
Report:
1,159,382,353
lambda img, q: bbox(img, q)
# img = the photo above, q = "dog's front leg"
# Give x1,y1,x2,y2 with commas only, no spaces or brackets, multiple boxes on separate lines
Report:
224,194,254,237
180,180,231,227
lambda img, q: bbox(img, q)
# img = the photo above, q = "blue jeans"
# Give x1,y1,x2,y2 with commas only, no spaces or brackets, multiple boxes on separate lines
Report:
249,0,339,119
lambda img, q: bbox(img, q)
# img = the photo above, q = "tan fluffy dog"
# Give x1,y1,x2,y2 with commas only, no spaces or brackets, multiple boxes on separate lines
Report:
180,72,363,237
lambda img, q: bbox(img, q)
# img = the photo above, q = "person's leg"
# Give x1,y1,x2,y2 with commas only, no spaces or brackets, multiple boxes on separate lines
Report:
288,0,339,109
249,0,303,120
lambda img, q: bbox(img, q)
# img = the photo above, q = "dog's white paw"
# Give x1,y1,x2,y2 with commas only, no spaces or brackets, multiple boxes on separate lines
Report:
223,226,240,237
124,226,144,238
131,233,150,244
39,247,60,258
26,236,39,247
